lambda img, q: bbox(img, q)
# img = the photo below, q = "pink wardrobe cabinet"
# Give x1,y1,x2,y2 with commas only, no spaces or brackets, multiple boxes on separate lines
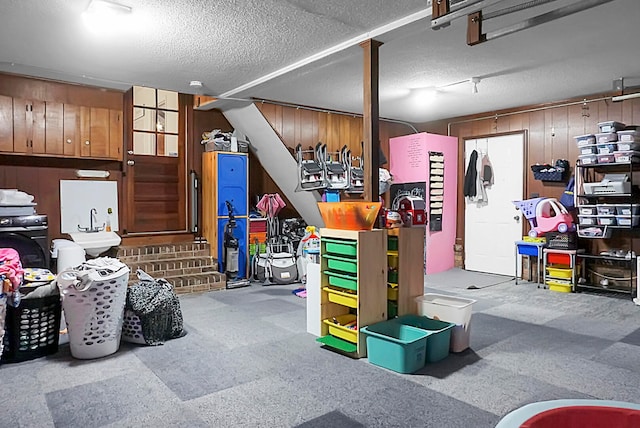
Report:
389,132,458,274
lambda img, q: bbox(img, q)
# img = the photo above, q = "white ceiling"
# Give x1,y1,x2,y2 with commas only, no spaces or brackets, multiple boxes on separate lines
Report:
0,0,639,124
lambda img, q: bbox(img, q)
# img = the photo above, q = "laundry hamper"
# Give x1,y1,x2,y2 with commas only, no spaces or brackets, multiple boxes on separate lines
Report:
2,291,61,364
57,258,130,359
121,310,146,344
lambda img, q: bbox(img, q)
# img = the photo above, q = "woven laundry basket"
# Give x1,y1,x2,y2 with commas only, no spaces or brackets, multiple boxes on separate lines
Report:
57,259,130,359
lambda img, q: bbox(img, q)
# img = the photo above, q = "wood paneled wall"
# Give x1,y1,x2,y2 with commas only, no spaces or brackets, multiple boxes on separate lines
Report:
418,93,640,257
256,102,412,162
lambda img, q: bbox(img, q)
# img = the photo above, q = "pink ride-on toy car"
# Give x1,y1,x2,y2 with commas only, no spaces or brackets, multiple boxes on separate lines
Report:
512,197,574,238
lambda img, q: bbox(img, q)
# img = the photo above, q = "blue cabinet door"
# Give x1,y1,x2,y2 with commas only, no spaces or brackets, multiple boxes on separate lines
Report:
217,217,248,279
217,153,247,217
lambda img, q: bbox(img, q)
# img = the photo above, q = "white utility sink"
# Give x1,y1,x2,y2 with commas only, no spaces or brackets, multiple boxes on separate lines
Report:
68,231,121,257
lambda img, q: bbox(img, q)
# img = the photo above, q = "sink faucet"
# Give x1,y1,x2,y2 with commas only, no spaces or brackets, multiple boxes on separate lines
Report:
77,208,105,232
90,208,97,231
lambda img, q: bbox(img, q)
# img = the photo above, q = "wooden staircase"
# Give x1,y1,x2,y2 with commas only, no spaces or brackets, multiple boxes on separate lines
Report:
116,242,226,294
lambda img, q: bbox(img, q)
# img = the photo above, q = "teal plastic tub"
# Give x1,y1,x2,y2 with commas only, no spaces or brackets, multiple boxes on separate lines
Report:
391,315,454,363
361,321,430,374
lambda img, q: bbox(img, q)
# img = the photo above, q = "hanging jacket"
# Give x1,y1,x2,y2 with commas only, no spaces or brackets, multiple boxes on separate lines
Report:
463,150,478,197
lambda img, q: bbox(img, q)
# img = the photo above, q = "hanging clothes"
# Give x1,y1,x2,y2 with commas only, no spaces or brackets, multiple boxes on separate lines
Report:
481,153,494,187
463,150,478,198
473,153,488,203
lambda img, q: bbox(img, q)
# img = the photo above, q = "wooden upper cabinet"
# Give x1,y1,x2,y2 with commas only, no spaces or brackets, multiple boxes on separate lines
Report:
89,107,110,158
75,106,123,159
0,73,125,159
0,95,13,152
63,104,80,157
45,102,64,155
12,98,45,154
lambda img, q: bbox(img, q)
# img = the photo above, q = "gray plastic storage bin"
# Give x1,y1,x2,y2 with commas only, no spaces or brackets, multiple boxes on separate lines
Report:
574,134,596,146
598,121,625,133
617,130,640,143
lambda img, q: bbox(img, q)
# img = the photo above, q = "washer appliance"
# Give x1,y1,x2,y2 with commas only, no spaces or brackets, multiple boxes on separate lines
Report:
0,214,49,268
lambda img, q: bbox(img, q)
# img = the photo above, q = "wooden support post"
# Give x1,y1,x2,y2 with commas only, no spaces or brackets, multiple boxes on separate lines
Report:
432,0,449,19
360,39,383,202
467,11,485,46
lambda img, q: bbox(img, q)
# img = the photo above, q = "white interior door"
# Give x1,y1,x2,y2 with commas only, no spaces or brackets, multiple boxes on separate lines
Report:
464,133,524,276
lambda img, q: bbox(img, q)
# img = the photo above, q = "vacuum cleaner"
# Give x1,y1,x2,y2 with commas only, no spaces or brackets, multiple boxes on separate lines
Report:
223,200,250,289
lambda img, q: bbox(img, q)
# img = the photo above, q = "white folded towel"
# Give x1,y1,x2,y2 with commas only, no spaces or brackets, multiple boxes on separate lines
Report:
0,189,35,205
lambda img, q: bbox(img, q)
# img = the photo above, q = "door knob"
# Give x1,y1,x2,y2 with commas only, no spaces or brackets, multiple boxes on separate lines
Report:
127,160,135,166
514,215,520,221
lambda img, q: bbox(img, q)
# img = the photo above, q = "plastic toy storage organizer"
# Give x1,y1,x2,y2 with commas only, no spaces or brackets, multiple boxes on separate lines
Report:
316,229,387,358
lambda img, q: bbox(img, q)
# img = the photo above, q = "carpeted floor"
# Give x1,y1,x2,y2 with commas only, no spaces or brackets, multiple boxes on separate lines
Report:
3,268,640,427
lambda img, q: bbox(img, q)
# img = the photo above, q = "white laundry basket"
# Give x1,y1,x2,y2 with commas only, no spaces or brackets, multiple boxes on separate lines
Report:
57,259,130,359
121,310,146,344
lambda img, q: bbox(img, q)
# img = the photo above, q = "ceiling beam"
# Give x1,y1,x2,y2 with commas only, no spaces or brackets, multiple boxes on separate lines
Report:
218,8,431,100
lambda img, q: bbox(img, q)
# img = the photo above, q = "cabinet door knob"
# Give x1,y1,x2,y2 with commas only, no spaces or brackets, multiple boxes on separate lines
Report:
127,160,135,166
66,139,72,144
85,140,90,145
513,215,520,222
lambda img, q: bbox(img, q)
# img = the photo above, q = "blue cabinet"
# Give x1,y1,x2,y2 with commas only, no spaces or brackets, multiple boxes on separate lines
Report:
202,152,249,280
216,153,248,216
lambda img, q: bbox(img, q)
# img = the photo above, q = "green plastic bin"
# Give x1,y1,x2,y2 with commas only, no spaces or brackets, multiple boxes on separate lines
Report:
387,236,398,251
361,321,430,374
391,315,454,363
387,300,398,319
323,254,358,274
323,238,357,257
323,270,358,291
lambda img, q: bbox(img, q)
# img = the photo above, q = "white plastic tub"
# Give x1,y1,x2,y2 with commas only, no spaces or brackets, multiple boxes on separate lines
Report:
596,132,618,144
617,131,640,143
615,215,640,227
578,205,597,215
598,121,625,133
578,215,598,225
578,154,598,165
615,204,640,216
574,134,596,147
415,293,476,353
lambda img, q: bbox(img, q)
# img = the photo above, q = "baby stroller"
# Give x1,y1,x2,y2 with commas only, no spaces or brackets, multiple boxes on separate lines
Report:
251,194,299,285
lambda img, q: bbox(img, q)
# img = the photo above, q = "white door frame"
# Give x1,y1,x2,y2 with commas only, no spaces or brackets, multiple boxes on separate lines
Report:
463,131,527,276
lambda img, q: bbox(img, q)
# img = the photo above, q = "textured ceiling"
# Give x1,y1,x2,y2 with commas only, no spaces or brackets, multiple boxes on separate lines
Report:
0,0,638,123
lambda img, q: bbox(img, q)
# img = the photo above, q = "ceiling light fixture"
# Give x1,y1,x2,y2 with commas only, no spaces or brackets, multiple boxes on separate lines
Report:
83,0,133,34
85,0,132,16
